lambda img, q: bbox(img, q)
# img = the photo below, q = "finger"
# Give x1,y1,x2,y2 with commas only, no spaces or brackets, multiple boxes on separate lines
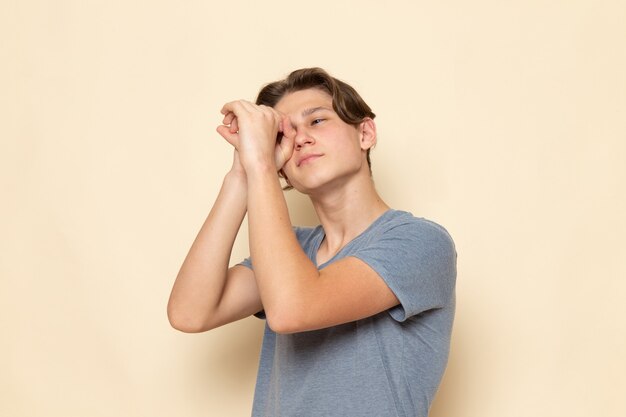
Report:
256,104,283,126
276,132,295,169
238,100,259,112
220,100,249,116
268,106,284,123
280,115,296,138
222,111,235,125
230,116,239,134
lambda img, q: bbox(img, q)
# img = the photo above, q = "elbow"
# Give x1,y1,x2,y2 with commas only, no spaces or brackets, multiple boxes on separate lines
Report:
167,305,211,333
168,316,209,333
264,306,306,335
266,317,298,335
168,319,204,334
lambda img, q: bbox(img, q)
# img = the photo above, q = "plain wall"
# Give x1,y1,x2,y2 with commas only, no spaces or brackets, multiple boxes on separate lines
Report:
2,1,625,416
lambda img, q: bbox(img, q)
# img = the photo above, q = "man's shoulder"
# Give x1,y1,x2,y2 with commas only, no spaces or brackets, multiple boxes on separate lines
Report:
293,225,322,246
373,210,455,245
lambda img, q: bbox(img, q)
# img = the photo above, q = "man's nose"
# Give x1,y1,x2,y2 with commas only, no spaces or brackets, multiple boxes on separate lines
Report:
294,126,315,149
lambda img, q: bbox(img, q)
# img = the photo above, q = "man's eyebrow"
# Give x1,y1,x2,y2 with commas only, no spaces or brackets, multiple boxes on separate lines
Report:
301,106,333,117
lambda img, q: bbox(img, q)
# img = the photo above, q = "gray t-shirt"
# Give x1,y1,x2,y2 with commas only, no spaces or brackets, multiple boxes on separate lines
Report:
240,209,456,417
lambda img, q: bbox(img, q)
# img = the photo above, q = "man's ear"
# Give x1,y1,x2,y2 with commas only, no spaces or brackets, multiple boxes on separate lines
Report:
359,118,377,150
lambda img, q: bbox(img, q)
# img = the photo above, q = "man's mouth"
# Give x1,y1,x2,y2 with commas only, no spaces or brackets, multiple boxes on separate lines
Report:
297,154,322,167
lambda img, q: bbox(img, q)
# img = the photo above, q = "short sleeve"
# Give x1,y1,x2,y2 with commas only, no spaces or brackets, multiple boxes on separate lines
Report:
350,219,457,322
238,257,253,269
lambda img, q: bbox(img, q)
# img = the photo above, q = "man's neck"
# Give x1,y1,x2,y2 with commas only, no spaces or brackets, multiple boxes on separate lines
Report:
310,175,390,258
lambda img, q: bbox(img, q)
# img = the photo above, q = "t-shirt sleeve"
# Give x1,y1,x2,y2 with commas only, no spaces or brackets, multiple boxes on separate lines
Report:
350,219,457,322
238,256,253,270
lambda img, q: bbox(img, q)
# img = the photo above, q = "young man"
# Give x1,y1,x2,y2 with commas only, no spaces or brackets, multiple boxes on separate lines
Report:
168,68,457,417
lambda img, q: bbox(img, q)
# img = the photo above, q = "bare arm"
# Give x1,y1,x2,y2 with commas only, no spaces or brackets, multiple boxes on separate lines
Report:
167,154,262,333
246,166,398,334
218,101,399,334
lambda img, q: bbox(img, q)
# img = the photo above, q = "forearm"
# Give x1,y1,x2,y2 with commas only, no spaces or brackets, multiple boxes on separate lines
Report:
246,167,319,328
168,170,248,331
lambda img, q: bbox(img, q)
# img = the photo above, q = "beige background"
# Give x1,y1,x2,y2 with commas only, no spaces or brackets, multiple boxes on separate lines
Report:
2,1,625,416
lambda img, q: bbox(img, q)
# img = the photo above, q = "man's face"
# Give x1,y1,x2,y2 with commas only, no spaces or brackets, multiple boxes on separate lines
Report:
275,89,368,194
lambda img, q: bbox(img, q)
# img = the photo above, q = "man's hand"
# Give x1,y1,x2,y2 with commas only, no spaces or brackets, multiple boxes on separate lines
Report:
216,100,295,172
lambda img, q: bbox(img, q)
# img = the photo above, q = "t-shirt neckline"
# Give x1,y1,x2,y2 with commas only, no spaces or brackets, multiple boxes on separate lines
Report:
312,209,401,268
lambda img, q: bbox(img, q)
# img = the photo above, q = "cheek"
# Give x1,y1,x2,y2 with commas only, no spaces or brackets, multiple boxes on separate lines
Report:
339,135,365,160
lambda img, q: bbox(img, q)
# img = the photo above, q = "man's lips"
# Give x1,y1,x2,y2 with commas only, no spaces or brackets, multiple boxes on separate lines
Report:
297,154,322,167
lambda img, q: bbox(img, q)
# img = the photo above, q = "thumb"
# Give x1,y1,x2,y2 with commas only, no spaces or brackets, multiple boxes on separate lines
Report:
216,125,239,148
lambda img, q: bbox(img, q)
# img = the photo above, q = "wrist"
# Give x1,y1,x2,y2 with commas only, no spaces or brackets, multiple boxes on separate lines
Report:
224,168,247,187
244,161,279,179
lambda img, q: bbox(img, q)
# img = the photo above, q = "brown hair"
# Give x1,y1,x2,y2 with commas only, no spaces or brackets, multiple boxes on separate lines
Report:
256,68,376,188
